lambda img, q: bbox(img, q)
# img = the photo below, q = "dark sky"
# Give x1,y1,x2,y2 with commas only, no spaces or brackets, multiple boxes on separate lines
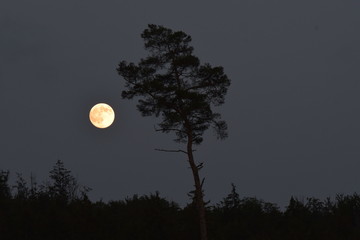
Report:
1,0,359,207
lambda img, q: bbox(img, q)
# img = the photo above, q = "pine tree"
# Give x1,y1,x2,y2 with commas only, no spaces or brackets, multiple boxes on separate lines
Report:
48,160,79,202
117,24,231,240
13,173,29,199
0,170,11,200
220,183,241,209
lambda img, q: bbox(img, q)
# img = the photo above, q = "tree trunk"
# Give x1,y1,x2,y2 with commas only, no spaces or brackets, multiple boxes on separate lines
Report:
187,135,208,240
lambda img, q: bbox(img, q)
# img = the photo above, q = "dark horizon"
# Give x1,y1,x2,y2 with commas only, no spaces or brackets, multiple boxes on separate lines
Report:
2,164,360,240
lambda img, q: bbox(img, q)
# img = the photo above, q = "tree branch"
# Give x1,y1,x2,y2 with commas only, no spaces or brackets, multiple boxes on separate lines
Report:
154,148,188,154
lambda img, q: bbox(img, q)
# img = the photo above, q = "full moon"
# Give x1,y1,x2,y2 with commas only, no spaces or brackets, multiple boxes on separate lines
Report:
89,103,115,128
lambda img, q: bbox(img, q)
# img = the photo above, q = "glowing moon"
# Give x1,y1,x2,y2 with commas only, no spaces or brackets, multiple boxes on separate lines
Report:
89,103,115,128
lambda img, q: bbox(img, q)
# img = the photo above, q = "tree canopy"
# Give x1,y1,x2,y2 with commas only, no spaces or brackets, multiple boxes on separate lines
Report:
118,24,231,144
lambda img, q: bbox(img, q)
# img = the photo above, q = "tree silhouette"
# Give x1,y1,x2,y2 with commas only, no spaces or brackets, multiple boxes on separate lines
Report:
13,173,29,200
47,160,90,203
0,170,11,200
117,24,231,240
219,183,241,210
2,164,360,239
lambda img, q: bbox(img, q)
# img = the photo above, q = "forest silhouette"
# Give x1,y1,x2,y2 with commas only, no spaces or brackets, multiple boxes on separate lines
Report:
0,160,359,240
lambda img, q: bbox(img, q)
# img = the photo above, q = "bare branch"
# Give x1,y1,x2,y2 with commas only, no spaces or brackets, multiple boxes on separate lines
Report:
197,162,204,170
201,177,205,188
154,148,188,154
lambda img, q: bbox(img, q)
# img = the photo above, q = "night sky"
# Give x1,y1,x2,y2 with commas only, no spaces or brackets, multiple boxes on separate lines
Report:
1,0,359,208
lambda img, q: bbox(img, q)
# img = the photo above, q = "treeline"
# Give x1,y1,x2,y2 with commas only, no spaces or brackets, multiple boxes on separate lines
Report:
1,161,360,240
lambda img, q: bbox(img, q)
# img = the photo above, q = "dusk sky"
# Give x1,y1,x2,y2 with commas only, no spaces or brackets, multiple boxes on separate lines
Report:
1,0,359,208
